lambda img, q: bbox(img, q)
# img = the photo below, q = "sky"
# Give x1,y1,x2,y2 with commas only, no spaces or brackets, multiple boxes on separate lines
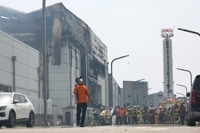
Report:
1,0,200,97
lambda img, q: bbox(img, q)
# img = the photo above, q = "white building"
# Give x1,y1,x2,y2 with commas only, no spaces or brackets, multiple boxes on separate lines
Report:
108,74,121,107
48,42,81,114
148,91,163,107
0,30,39,97
123,81,148,107
0,3,109,116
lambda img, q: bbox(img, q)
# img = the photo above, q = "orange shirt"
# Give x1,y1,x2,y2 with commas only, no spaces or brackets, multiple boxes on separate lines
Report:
73,84,89,103
118,109,123,117
123,108,128,116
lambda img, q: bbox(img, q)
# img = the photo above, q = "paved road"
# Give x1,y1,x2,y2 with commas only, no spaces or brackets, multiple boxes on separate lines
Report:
0,125,199,133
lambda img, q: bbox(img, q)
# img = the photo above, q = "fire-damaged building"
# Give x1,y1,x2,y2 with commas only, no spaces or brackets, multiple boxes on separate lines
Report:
0,3,109,115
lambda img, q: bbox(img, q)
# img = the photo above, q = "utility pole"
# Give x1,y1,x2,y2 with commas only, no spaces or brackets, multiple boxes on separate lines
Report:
42,0,47,127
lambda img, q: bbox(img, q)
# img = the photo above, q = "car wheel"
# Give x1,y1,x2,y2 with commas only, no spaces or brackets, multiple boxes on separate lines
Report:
26,113,35,128
6,111,16,128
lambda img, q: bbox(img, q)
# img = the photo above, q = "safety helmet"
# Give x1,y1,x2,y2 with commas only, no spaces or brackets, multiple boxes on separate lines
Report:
159,106,162,109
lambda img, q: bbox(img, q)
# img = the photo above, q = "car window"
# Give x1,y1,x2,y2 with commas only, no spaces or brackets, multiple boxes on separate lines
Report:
19,95,27,103
193,76,200,91
14,94,21,103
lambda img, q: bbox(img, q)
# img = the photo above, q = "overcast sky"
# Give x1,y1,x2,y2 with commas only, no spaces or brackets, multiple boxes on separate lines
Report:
1,0,200,97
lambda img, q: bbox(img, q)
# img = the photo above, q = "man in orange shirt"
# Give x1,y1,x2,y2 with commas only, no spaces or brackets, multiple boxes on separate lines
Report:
73,76,93,127
116,106,122,125
122,105,128,125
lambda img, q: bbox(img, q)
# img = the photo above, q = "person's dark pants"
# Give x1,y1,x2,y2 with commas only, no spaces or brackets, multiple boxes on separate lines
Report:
143,117,147,124
116,117,122,125
123,116,127,124
159,116,163,124
180,115,185,125
150,116,154,124
76,103,87,125
132,116,138,124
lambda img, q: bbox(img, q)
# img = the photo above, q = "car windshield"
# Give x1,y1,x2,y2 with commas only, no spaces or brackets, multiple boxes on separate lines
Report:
0,94,12,104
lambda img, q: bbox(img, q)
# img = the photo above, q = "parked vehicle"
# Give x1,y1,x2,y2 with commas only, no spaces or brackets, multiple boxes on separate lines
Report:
0,92,35,128
187,75,200,126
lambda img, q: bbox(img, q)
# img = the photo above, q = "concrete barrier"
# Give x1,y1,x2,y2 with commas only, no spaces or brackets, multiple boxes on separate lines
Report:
35,114,53,126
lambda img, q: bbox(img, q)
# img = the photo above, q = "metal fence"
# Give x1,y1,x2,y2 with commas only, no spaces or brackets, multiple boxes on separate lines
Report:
27,96,52,115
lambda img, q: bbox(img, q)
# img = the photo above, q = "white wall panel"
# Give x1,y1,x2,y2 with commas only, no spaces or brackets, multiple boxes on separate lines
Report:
15,75,28,89
0,56,12,72
28,91,38,97
58,64,67,73
0,70,12,85
49,81,67,91
28,67,38,80
49,91,68,99
71,66,76,76
49,64,59,73
61,46,67,55
15,62,27,77
27,48,39,58
14,48,27,65
49,73,67,81
0,33,13,45
61,54,67,64
28,55,39,68
0,41,13,58
14,41,27,53
28,79,38,91
16,88,26,95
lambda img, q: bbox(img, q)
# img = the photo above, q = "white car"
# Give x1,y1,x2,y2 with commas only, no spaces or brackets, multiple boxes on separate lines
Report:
0,92,35,128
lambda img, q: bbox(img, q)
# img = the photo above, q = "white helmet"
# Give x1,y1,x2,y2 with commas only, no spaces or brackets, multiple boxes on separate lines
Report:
159,106,162,109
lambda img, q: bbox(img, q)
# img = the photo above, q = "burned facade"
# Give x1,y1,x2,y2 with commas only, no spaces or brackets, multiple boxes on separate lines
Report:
0,3,108,114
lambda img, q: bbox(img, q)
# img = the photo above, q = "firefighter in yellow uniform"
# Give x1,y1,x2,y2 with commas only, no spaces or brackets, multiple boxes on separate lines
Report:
137,105,142,124
148,105,155,124
174,104,179,124
127,105,133,124
100,109,108,125
133,106,138,124
90,108,98,126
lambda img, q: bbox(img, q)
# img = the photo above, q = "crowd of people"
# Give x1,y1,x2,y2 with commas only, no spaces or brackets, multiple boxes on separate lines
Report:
73,76,187,127
89,103,187,126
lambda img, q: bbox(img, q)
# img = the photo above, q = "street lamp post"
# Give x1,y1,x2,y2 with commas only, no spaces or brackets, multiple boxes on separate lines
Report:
176,92,186,103
178,28,200,37
176,84,187,96
176,92,185,97
110,55,129,107
136,78,145,82
177,68,193,88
